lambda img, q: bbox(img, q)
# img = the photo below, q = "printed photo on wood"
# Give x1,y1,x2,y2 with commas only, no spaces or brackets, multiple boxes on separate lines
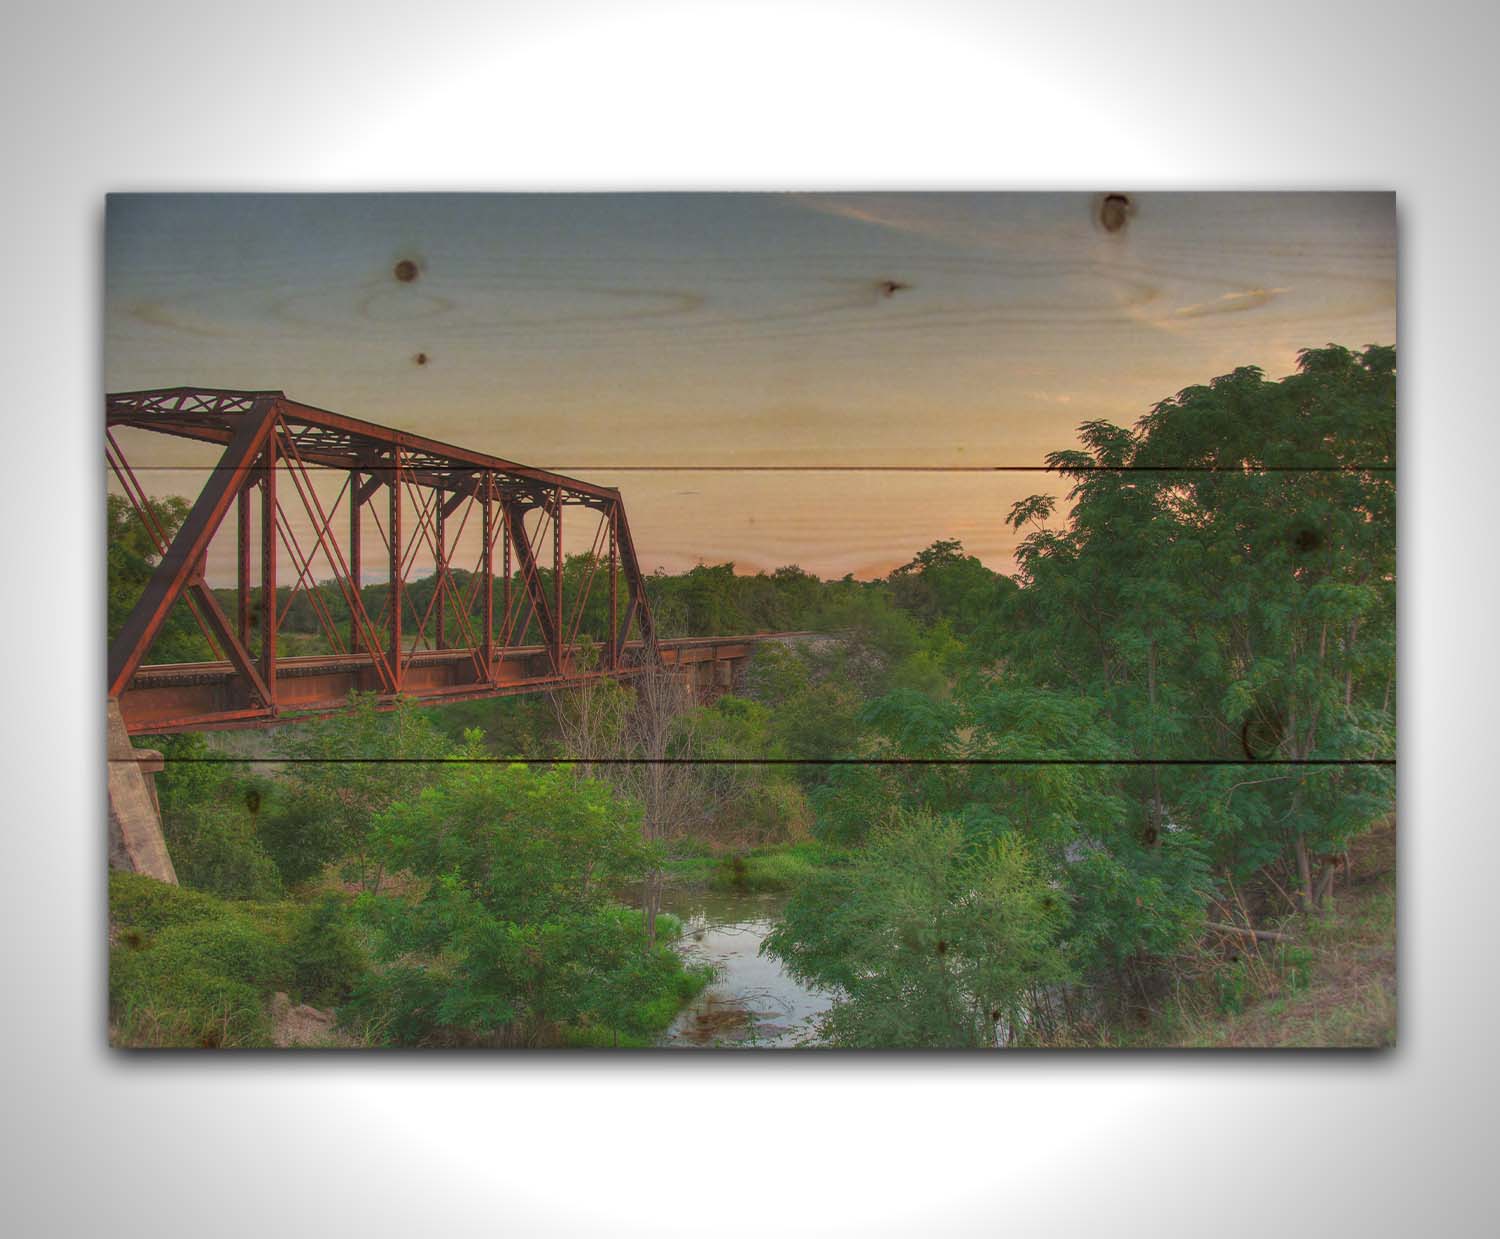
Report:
105,193,1396,1049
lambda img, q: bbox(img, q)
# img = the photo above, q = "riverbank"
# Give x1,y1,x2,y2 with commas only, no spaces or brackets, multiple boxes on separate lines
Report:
108,871,714,1049
661,840,846,893
654,841,844,1046
657,885,832,1046
1091,818,1397,1049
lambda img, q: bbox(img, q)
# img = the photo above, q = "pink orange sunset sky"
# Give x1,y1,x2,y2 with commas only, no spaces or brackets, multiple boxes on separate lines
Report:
105,192,1396,584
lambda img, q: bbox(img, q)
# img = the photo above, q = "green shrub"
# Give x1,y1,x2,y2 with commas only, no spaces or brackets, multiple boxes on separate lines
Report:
558,1025,657,1048
110,877,293,1048
160,788,283,901
289,896,367,1005
144,917,288,988
113,964,270,1048
108,871,223,934
347,762,709,1047
273,695,451,892
255,786,346,889
630,987,687,1034
765,812,1075,1048
710,841,841,891
339,966,451,1047
652,911,684,943
1280,944,1315,994
811,764,898,845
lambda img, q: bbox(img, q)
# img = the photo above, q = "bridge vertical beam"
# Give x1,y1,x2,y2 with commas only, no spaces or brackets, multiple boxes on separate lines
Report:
388,448,403,691
435,499,447,650
259,432,277,703
349,470,363,654
552,486,564,673
504,498,559,672
236,485,251,646
608,504,618,671
502,496,511,651
481,473,495,678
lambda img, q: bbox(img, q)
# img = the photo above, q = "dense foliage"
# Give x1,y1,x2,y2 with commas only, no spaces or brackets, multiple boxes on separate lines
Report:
108,870,363,1047
995,345,1395,903
117,709,709,1048
346,759,705,1046
759,345,1395,1038
766,811,1073,1046
110,344,1395,1048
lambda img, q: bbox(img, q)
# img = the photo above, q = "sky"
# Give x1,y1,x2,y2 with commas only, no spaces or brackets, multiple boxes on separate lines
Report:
105,192,1396,583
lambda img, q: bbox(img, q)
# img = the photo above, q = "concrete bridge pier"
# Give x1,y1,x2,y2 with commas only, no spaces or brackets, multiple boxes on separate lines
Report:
679,651,748,702
107,699,177,884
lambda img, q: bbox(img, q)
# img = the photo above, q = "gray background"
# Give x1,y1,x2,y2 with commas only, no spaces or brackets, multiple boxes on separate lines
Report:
1,1,1491,1235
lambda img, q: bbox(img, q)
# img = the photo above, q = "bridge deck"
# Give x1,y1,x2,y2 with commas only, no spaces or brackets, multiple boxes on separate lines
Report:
118,633,803,734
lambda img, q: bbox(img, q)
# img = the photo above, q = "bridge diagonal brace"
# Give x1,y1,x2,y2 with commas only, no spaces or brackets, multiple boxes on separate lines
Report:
185,577,274,707
440,488,469,519
502,498,561,675
107,397,280,699
611,498,659,665
614,593,641,667
355,472,385,506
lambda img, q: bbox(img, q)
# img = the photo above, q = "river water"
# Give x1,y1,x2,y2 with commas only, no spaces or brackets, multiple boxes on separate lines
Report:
657,887,832,1048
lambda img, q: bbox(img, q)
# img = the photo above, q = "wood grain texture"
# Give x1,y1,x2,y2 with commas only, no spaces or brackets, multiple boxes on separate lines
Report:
107,193,1396,483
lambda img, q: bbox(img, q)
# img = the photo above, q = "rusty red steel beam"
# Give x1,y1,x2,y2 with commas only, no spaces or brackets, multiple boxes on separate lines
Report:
563,510,611,654
116,636,788,735
482,475,496,671
260,432,277,699
107,397,279,697
552,488,563,673
427,491,492,685
106,387,802,735
276,432,396,691
121,672,674,735
236,485,252,644
608,508,619,671
109,432,277,706
107,387,622,503
388,446,404,690
272,496,349,656
106,431,227,663
611,498,657,661
502,498,561,674
401,478,488,684
106,386,675,729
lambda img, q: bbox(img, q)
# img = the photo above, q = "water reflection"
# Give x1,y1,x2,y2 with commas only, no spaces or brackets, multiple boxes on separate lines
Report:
658,887,832,1048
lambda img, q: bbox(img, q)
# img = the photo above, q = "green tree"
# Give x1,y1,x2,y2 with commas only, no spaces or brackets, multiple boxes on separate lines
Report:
273,694,451,891
350,761,693,1046
107,492,213,663
888,539,1010,635
774,346,1394,1040
682,694,813,844
766,810,1074,1047
139,733,283,899
998,345,1395,906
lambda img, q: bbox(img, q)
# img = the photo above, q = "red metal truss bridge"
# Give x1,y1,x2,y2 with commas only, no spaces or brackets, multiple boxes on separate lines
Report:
107,388,775,736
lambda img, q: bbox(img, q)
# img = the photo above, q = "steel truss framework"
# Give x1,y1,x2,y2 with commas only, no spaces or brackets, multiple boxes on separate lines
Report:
103,387,757,736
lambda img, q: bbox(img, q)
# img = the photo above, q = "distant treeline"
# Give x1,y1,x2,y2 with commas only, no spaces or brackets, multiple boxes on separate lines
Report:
108,494,1017,659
